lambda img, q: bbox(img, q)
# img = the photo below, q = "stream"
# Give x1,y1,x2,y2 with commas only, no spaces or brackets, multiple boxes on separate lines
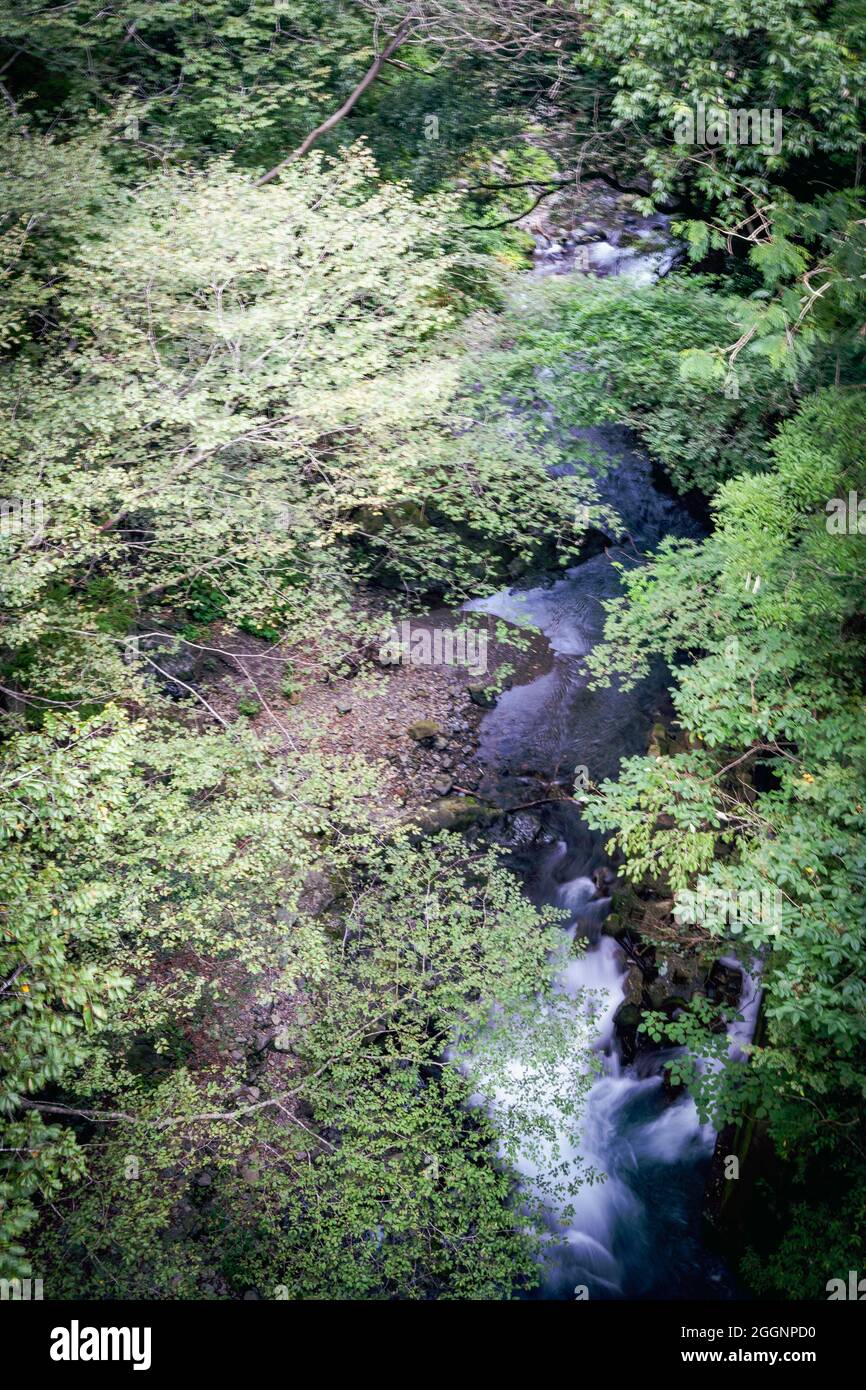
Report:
464,209,756,1300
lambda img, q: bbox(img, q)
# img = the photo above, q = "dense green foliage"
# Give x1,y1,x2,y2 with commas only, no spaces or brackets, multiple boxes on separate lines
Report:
1,0,864,1301
472,273,806,494
2,698,596,1292
584,388,866,1292
0,1,380,166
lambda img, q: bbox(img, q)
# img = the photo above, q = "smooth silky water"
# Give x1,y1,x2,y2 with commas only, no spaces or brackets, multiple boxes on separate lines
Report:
464,222,756,1299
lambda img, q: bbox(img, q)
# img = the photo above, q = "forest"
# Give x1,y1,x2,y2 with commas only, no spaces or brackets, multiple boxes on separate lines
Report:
0,0,865,1309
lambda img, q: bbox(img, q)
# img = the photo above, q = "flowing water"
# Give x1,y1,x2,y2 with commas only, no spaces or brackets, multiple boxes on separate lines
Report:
464,215,756,1300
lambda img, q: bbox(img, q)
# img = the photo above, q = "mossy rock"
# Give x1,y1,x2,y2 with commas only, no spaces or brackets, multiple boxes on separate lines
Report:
468,684,497,709
407,719,441,742
613,1002,643,1031
647,721,669,757
410,797,500,835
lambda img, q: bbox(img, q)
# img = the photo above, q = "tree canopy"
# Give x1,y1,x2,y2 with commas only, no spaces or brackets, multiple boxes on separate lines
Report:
1,0,865,1302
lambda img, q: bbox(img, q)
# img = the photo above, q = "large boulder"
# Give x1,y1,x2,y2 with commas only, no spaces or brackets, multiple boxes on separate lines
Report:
590,865,617,899
650,949,705,1006
601,911,626,938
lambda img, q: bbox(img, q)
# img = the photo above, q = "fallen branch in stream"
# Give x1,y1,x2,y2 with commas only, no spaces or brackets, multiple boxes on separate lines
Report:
450,786,579,812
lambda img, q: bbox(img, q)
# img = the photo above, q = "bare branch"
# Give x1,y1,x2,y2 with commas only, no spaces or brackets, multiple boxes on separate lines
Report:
253,17,412,186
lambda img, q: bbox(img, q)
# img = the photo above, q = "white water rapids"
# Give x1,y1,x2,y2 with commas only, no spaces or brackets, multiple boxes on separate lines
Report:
461,205,759,1299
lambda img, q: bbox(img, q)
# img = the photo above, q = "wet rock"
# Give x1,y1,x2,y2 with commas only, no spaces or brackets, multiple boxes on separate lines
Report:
707,960,743,1007
591,865,616,899
665,951,705,1000
647,721,669,758
647,977,672,1011
646,951,694,1014
411,797,499,835
622,962,644,1009
468,684,496,709
660,994,690,1018
613,1001,642,1064
614,1002,643,1030
497,811,543,847
431,777,453,797
407,719,441,743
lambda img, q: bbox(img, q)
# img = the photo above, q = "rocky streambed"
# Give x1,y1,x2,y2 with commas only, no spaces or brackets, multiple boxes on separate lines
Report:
443,197,759,1299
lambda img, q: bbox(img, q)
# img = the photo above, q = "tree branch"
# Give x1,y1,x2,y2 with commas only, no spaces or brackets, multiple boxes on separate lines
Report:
253,18,412,187
464,169,656,229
